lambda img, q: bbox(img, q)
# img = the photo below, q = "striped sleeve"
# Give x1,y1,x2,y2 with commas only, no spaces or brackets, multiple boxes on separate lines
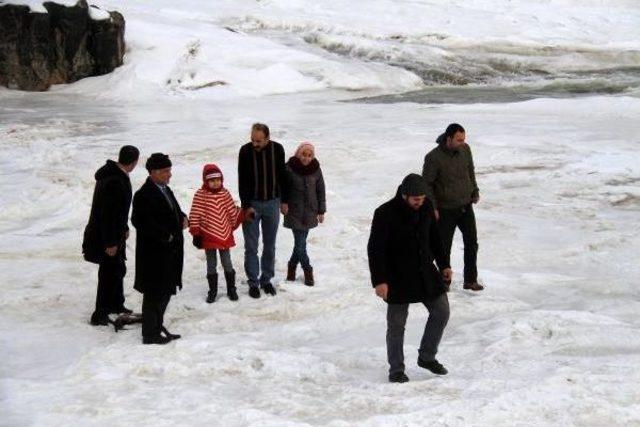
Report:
223,191,236,222
223,191,243,229
189,189,205,236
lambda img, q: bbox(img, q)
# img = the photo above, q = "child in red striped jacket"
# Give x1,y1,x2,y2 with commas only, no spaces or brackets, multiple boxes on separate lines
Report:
189,164,248,303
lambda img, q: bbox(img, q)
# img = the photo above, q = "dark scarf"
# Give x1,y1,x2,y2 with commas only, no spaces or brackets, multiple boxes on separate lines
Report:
287,157,320,176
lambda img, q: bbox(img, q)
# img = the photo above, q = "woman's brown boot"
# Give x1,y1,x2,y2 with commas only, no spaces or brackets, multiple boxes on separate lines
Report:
303,267,314,286
286,262,297,281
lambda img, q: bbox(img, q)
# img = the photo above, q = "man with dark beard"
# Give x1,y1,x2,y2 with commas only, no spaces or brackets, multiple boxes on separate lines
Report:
422,123,483,291
368,174,452,383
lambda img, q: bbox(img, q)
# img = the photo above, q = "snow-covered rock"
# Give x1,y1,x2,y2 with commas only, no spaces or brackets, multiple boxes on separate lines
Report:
0,0,124,91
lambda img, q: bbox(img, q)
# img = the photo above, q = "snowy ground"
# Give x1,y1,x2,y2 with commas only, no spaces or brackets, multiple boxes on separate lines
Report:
1,1,640,426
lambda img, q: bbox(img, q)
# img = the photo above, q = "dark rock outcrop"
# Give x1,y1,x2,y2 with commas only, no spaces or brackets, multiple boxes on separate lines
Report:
0,0,125,91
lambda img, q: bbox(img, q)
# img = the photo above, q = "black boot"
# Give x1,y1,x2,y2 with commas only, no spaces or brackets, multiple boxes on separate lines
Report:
224,270,239,301
206,273,218,303
389,371,409,383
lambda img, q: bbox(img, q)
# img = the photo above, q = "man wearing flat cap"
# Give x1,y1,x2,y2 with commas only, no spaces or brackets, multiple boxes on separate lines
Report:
367,174,453,383
132,153,188,345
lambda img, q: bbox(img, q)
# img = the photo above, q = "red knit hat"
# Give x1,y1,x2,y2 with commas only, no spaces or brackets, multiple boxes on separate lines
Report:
202,164,224,190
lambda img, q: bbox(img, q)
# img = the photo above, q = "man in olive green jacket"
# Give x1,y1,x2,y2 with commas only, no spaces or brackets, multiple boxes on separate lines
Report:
422,123,483,291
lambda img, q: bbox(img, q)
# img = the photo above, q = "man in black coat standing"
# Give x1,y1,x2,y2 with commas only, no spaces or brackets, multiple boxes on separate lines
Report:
368,174,453,383
132,153,188,345
83,145,139,326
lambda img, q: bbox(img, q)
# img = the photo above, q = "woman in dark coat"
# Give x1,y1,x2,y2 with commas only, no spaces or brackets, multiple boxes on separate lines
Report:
132,153,187,345
283,142,326,286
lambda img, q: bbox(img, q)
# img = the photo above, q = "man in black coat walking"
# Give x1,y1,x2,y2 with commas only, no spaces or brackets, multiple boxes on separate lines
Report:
368,174,453,383
132,153,188,345
83,145,139,326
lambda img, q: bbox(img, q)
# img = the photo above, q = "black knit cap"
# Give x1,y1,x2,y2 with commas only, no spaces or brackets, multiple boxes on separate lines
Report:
145,153,172,171
400,173,427,196
118,145,139,165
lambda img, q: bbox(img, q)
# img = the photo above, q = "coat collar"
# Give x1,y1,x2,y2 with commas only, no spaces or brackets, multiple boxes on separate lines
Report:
287,156,320,175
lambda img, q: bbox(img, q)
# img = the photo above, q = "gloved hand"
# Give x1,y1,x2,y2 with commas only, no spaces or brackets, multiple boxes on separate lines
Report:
244,208,256,223
192,235,203,249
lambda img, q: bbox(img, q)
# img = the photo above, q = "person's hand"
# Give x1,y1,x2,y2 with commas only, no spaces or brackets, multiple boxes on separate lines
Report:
434,209,440,221
280,203,289,215
244,207,256,223
105,246,118,257
442,268,452,292
472,194,480,204
318,214,325,224
375,283,389,300
182,216,189,229
442,268,452,283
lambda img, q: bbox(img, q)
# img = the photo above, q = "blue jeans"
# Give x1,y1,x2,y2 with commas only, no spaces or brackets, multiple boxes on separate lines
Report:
289,229,311,270
242,198,280,287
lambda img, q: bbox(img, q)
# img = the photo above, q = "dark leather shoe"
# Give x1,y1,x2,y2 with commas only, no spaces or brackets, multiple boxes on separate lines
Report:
161,326,181,340
90,311,109,326
417,358,448,375
143,335,171,345
249,286,261,299
389,371,409,383
261,283,277,296
463,282,484,291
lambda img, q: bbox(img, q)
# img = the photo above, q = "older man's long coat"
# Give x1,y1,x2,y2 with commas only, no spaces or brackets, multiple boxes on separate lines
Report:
132,177,186,296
